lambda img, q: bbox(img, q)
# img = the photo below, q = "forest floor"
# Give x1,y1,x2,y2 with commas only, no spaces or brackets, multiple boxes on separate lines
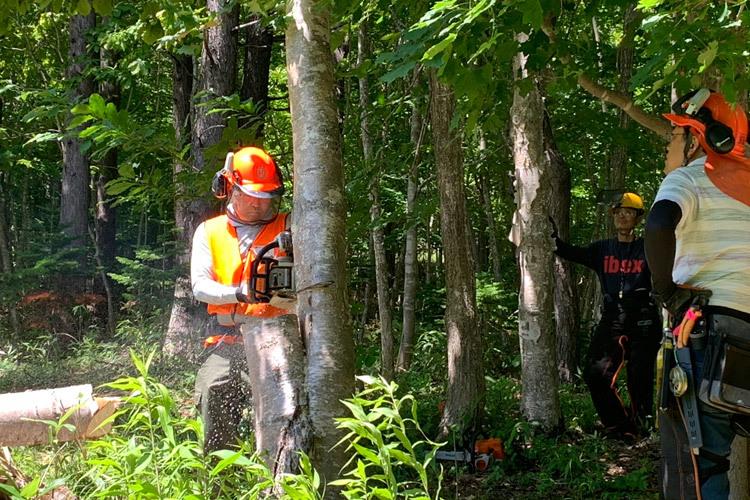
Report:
441,432,660,500
0,333,661,500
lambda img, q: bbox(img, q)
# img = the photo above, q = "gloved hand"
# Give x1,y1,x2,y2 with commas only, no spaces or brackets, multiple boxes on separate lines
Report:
235,282,251,303
652,284,712,318
275,230,293,253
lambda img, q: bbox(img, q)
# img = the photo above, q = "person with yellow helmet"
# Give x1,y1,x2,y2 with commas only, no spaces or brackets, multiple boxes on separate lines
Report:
553,191,661,441
645,90,750,500
191,146,291,453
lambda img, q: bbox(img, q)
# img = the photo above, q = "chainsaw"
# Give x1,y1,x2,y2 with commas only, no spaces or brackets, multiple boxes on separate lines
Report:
248,230,296,309
434,437,505,471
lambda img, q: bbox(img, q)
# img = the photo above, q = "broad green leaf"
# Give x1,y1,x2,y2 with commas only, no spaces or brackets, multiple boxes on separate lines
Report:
89,93,106,114
92,0,113,16
142,24,164,45
697,41,719,71
638,0,665,8
118,163,135,179
421,33,456,62
518,0,543,29
19,477,40,499
74,0,91,16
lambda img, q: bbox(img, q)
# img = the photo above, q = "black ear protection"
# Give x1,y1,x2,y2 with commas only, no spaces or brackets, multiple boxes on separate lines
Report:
212,152,237,199
673,89,735,155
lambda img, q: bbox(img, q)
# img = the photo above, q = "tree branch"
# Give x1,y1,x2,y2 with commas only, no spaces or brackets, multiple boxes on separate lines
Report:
577,73,672,138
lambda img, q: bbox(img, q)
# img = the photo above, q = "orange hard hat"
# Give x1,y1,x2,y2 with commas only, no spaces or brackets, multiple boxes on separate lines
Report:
231,147,284,198
663,89,748,157
229,147,284,198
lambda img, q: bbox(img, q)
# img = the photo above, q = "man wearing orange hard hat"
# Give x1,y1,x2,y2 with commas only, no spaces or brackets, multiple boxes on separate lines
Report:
645,89,750,500
191,146,291,453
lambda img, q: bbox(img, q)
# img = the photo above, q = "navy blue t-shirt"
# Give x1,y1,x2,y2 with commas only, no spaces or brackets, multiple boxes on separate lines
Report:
555,236,653,301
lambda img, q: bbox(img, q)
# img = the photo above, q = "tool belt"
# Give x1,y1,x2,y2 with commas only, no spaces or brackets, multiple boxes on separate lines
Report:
698,306,750,416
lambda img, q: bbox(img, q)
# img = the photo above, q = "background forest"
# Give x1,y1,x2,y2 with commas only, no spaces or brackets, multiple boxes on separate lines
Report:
0,0,749,498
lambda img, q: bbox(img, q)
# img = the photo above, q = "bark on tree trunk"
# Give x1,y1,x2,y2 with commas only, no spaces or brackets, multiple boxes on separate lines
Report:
397,87,424,371
166,0,238,358
428,68,485,435
240,14,273,138
543,101,579,384
509,47,561,432
286,0,354,488
95,39,119,335
476,133,502,283
605,3,637,237
60,6,95,281
164,52,204,359
358,20,393,380
242,315,312,483
581,135,604,324
0,182,20,335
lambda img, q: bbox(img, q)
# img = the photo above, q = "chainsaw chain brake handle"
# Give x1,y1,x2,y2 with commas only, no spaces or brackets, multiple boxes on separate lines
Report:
248,231,295,304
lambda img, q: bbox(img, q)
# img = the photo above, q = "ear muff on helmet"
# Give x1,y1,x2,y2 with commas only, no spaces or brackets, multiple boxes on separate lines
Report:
695,107,735,154
212,152,236,199
667,89,740,156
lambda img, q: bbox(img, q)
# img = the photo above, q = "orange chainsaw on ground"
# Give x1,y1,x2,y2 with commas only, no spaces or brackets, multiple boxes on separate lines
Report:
434,437,506,471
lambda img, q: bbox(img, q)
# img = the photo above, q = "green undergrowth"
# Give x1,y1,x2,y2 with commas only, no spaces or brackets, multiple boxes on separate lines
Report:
5,351,446,500
3,349,657,500
0,292,658,500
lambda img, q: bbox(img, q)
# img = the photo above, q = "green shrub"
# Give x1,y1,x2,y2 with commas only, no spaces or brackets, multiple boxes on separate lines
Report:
331,375,445,500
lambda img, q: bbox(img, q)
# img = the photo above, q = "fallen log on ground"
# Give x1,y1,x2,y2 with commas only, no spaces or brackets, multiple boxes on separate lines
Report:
0,384,118,447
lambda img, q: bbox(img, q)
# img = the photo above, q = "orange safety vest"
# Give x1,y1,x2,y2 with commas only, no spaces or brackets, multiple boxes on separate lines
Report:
204,212,291,323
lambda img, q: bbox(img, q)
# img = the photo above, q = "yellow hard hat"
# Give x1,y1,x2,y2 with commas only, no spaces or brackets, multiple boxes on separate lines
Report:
610,192,644,214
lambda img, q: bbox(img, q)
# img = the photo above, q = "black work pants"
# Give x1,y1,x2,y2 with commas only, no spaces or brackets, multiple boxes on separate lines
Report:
583,304,661,431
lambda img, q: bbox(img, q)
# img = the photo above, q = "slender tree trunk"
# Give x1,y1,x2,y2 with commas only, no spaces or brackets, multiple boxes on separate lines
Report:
192,0,238,172
581,135,604,324
240,14,273,138
166,0,238,358
543,100,579,384
358,20,393,380
164,52,202,358
509,45,561,432
428,68,484,436
60,6,95,284
397,84,424,371
95,38,119,335
286,0,354,487
425,214,433,285
476,133,502,283
0,182,20,335
610,4,637,190
20,170,30,255
606,3,638,237
360,245,374,330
